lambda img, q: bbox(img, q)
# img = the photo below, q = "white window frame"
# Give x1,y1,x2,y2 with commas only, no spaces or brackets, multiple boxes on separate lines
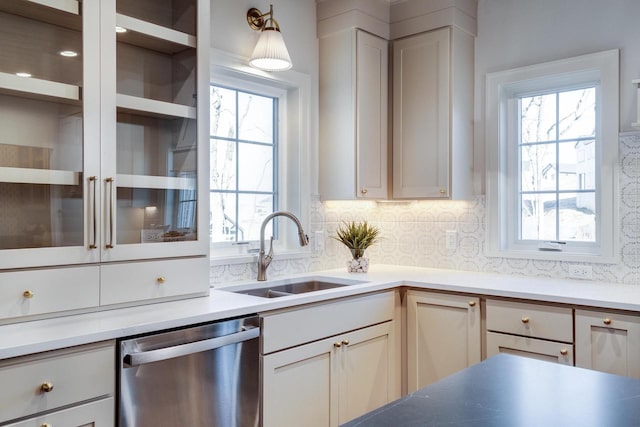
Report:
486,50,619,263
209,80,283,246
209,49,311,265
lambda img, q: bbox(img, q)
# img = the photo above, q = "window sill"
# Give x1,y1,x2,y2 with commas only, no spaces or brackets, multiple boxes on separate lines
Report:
485,248,619,265
209,248,312,266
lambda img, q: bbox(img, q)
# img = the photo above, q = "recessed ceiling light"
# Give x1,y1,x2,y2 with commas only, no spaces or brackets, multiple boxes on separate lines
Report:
59,50,78,57
115,26,127,33
15,72,32,78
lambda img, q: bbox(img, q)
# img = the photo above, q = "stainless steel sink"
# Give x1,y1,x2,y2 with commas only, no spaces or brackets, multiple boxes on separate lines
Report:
227,277,367,298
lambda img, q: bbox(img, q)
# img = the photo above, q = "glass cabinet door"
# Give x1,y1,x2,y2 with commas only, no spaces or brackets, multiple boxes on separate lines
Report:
103,0,203,260
0,0,99,269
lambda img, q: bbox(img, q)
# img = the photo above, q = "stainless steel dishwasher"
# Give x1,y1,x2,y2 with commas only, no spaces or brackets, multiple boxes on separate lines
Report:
118,315,260,427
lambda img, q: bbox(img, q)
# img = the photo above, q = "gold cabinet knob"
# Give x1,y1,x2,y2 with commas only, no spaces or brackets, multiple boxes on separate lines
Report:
333,342,342,348
560,349,569,356
468,301,476,307
342,339,350,346
156,277,166,284
361,188,368,195
603,318,612,325
23,290,34,299
40,382,54,393
41,424,52,427
521,316,530,324
439,189,446,195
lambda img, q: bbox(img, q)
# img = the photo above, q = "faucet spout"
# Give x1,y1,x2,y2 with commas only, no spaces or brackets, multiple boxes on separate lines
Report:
257,211,309,281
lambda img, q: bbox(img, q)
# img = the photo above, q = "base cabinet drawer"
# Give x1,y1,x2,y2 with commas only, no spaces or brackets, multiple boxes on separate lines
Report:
0,341,114,424
0,266,99,323
486,299,573,342
5,397,114,427
100,257,209,305
487,331,573,366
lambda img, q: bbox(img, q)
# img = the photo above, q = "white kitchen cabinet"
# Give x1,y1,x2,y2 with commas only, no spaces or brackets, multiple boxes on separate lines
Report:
485,299,574,365
261,291,400,427
392,26,474,199
319,29,388,200
263,322,395,427
0,0,210,322
406,290,481,391
0,341,114,425
575,309,640,378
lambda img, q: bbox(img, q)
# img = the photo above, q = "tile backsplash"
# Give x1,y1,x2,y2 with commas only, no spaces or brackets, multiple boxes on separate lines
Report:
210,133,640,286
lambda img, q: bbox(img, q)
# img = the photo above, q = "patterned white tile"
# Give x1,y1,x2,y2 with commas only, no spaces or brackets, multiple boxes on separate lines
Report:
211,134,640,286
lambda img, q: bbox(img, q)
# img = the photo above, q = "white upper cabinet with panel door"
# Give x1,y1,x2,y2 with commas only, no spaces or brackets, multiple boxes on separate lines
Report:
392,26,474,199
0,0,210,323
319,29,388,200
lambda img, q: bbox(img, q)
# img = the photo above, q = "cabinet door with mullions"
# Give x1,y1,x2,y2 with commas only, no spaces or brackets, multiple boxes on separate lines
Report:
101,0,208,261
0,0,101,269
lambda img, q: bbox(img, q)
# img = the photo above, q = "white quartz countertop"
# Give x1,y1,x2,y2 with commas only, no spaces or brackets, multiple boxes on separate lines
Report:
1,265,640,360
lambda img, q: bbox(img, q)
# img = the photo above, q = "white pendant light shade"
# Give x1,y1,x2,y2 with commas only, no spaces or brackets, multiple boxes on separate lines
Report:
249,28,292,71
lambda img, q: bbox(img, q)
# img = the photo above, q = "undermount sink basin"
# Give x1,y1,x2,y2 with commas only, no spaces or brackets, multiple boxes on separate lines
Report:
228,277,367,298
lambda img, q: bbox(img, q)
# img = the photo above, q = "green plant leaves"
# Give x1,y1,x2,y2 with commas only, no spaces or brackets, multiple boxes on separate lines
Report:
332,221,380,256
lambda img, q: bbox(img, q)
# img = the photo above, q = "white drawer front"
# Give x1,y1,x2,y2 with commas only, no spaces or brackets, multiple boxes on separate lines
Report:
486,299,573,343
6,397,114,427
487,331,573,366
100,257,209,305
0,342,114,423
0,266,99,322
262,291,397,354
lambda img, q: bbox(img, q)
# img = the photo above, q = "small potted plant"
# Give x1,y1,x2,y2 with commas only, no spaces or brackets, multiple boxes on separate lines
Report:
333,221,380,273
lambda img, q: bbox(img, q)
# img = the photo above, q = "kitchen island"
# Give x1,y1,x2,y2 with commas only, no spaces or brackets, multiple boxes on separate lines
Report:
342,353,640,426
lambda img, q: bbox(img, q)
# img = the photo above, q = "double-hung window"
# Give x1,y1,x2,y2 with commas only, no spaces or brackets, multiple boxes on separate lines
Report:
486,50,619,262
210,84,278,244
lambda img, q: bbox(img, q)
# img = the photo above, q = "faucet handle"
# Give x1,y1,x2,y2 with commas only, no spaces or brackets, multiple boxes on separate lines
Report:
265,236,275,264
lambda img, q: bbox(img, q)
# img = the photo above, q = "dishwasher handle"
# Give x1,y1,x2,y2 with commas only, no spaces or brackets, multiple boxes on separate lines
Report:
123,326,260,367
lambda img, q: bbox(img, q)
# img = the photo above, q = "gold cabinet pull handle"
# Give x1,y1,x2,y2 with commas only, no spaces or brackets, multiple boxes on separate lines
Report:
468,301,476,307
88,176,97,249
521,316,530,324
439,189,446,195
603,318,612,325
342,339,350,346
105,177,115,249
41,423,52,427
156,277,166,284
40,382,54,393
560,349,568,356
361,188,368,195
23,290,34,299
333,342,342,348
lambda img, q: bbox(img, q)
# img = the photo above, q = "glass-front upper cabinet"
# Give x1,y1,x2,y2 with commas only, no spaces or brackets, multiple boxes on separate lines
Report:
101,0,208,261
0,0,101,269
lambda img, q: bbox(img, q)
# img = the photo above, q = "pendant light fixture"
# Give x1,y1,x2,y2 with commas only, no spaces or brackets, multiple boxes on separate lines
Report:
246,4,292,71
